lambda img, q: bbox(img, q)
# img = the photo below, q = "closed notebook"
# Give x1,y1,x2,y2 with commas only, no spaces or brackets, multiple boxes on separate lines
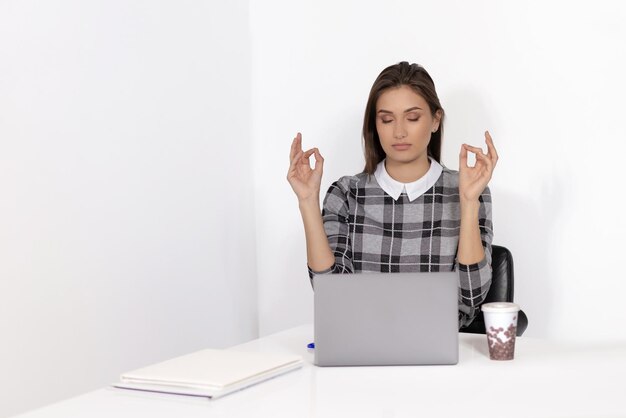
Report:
113,348,303,399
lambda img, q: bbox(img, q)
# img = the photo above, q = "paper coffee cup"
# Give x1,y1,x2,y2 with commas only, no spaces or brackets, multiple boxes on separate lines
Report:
481,302,520,360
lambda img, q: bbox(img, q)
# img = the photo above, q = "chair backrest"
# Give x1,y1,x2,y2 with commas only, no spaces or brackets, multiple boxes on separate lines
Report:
484,245,514,303
460,244,528,336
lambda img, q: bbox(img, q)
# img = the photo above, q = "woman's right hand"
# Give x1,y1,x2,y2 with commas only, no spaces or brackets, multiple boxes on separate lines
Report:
287,132,324,203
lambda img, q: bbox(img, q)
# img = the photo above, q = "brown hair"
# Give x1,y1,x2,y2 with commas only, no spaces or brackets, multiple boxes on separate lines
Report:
362,62,445,174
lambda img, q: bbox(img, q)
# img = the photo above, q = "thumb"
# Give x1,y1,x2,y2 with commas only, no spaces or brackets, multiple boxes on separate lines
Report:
313,148,324,173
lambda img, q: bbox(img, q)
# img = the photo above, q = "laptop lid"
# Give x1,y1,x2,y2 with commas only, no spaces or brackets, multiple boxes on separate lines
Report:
313,272,459,366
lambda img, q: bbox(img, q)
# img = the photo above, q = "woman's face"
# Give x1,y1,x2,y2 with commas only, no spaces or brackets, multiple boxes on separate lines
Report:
375,85,441,166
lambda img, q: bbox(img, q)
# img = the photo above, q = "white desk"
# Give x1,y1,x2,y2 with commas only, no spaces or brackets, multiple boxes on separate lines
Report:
16,325,626,418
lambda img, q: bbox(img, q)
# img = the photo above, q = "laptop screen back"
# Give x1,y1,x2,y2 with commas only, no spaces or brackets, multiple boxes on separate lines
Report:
313,272,459,366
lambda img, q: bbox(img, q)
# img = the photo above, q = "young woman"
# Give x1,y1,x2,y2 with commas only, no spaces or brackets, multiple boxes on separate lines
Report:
287,62,498,328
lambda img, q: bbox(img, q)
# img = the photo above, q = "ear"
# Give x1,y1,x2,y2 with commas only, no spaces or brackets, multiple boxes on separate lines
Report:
432,109,443,133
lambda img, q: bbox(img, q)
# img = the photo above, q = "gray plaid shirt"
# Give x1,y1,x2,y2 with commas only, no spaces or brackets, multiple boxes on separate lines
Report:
308,162,493,328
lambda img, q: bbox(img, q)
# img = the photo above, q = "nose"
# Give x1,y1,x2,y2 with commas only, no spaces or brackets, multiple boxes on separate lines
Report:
393,122,407,140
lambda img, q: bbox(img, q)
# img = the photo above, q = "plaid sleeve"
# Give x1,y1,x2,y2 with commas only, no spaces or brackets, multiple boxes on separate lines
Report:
308,179,354,285
457,186,493,325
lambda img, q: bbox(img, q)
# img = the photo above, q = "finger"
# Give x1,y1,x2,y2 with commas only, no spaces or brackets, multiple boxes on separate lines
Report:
301,148,316,164
289,138,297,161
313,148,325,173
485,131,499,166
459,144,468,168
288,149,304,174
290,148,312,169
289,132,303,161
474,151,494,174
463,143,486,156
289,137,297,160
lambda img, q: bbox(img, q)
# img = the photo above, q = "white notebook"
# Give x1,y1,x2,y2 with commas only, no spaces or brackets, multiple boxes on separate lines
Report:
113,348,303,399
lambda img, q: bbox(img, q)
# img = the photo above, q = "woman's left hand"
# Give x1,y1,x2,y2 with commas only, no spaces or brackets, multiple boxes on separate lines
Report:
458,131,499,203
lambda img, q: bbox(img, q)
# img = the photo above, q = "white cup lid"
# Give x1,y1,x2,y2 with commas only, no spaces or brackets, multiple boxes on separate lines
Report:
481,302,520,313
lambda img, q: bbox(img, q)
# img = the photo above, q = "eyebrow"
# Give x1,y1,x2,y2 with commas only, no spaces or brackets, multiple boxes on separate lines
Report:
377,106,422,114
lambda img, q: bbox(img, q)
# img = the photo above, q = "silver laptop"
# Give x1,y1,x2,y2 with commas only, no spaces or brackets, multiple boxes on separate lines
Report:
313,272,458,366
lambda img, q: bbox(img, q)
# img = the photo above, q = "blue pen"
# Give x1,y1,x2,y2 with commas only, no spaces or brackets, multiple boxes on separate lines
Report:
307,342,315,349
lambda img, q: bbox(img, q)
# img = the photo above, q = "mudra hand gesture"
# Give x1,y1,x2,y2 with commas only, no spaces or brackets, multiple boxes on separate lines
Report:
287,132,325,203
459,131,499,203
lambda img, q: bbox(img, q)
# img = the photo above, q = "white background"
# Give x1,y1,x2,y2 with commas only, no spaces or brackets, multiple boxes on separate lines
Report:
252,0,626,340
2,1,626,417
0,1,257,417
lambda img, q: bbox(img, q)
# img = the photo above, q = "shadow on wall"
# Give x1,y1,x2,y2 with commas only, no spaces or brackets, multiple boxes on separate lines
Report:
494,162,569,338
442,86,568,338
440,86,496,170
319,106,365,183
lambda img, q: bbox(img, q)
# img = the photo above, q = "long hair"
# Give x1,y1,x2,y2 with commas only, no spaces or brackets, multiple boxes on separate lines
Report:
362,62,445,174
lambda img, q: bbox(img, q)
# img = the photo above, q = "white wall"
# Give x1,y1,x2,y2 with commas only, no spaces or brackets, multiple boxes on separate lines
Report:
251,0,626,341
0,1,257,417
2,1,626,416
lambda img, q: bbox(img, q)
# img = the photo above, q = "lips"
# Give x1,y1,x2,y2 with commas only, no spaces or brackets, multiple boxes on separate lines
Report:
392,143,411,151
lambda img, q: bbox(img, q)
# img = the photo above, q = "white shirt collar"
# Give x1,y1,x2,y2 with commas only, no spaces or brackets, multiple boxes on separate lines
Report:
374,158,443,202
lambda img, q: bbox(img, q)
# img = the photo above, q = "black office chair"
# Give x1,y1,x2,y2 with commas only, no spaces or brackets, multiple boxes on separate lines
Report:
460,245,528,336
